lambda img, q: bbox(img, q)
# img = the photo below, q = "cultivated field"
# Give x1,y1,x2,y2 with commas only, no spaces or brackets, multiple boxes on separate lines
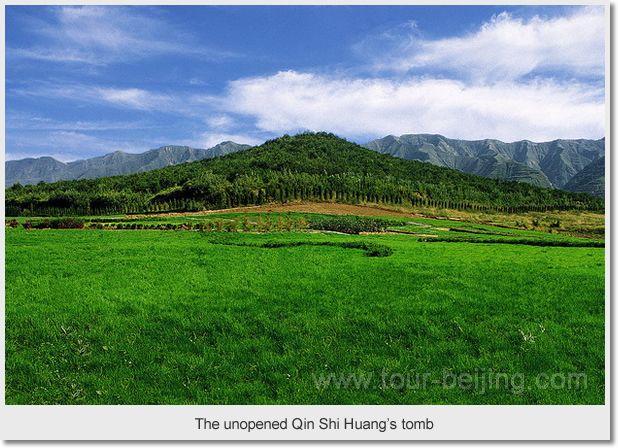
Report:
5,205,605,405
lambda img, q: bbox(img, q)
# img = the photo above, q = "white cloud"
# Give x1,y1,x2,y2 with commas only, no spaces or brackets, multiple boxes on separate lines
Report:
217,70,604,143
7,47,106,66
96,88,176,111
370,6,605,83
205,114,238,130
11,83,186,113
9,6,237,66
197,132,263,149
5,113,153,132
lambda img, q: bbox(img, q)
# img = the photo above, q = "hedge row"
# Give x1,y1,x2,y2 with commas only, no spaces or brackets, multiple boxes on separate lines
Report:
308,216,398,234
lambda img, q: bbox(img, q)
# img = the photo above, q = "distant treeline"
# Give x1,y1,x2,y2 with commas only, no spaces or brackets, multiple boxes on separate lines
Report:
5,132,604,217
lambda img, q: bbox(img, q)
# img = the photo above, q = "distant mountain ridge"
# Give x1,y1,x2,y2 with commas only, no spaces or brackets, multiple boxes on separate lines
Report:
362,134,605,193
562,157,605,198
5,141,251,188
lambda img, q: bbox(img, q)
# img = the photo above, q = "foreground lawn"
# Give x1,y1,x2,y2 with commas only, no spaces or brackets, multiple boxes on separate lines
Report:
5,226,605,404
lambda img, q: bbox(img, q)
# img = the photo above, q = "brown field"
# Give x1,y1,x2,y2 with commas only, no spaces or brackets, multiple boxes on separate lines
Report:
139,201,425,219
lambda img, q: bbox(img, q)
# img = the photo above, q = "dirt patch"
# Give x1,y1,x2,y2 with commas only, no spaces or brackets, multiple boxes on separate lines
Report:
251,202,426,218
130,202,425,219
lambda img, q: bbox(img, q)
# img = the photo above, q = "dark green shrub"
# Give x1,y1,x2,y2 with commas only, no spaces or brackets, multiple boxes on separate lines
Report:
24,217,86,229
55,218,85,229
338,242,393,257
309,216,397,234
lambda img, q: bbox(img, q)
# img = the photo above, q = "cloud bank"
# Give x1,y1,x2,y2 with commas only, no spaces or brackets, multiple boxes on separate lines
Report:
369,6,605,83
213,71,603,143
207,6,605,143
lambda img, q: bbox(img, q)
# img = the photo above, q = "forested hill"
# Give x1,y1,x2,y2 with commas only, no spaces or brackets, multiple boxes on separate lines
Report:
5,132,604,217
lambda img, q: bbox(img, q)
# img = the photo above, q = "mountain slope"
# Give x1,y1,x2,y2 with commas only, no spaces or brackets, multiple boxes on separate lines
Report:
5,141,251,187
5,157,69,187
562,157,605,198
6,132,603,217
362,134,604,189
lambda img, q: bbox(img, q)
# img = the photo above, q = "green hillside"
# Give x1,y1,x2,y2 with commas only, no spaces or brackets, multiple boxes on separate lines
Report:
5,132,604,217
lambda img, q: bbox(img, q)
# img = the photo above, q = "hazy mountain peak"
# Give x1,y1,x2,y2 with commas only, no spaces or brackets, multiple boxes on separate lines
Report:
5,141,251,187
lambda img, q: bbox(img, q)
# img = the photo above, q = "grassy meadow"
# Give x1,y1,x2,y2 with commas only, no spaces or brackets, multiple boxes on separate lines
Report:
5,209,605,405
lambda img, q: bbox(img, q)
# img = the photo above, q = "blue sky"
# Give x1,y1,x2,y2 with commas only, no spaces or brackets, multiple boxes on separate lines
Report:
5,5,606,161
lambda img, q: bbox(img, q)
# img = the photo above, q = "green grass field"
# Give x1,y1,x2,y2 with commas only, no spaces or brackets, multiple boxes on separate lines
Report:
5,211,605,404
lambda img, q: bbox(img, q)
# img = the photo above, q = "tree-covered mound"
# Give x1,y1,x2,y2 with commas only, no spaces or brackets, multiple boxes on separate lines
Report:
5,132,604,217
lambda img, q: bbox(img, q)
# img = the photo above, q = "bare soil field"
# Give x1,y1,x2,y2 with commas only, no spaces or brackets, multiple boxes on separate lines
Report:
139,201,424,219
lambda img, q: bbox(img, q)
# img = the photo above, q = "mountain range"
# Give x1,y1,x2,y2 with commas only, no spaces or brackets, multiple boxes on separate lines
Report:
5,141,250,188
5,134,605,197
362,134,605,192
